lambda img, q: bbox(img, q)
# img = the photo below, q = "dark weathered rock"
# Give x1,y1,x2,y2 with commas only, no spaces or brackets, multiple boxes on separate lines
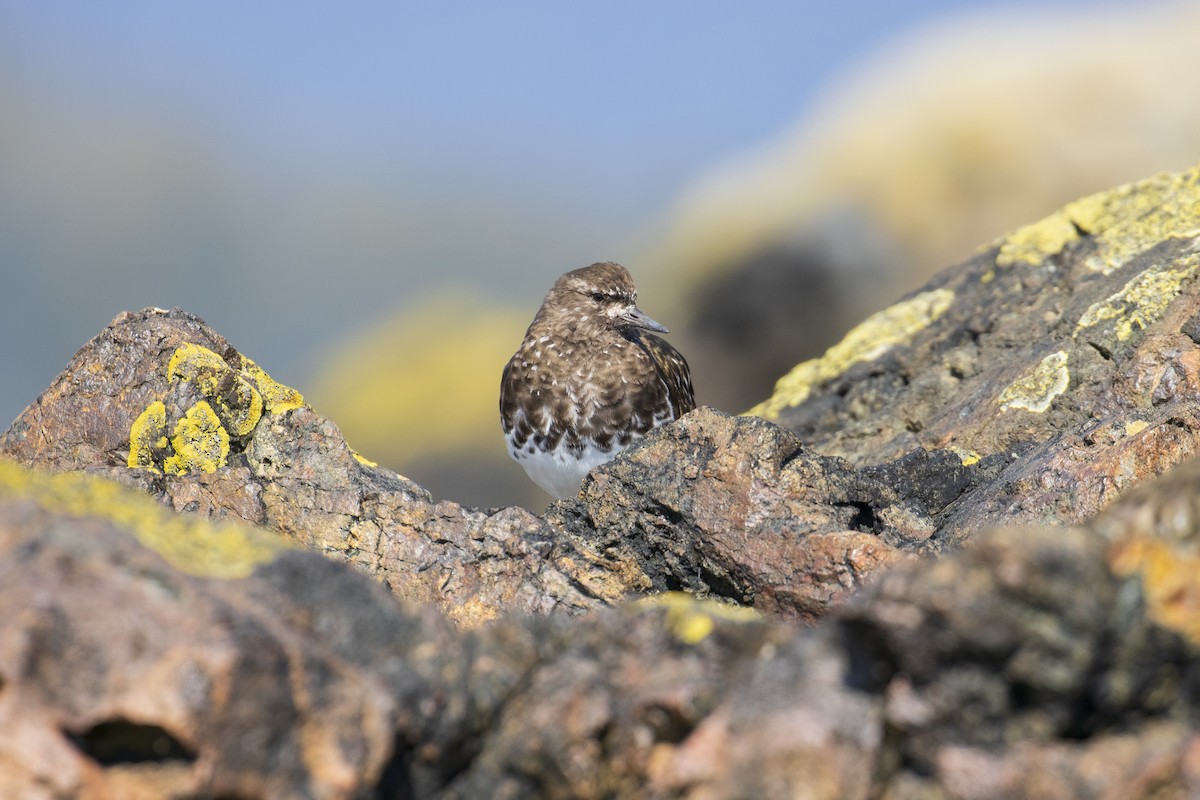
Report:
752,167,1200,550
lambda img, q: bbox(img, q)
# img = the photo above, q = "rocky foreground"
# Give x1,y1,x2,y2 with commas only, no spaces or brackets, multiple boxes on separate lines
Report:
2,166,1200,797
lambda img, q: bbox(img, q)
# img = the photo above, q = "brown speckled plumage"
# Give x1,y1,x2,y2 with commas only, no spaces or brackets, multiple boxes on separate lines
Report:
500,262,695,499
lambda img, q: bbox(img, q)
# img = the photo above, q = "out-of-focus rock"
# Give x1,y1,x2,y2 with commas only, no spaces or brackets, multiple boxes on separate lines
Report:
643,3,1200,413
306,294,539,509
5,455,1200,798
0,461,465,798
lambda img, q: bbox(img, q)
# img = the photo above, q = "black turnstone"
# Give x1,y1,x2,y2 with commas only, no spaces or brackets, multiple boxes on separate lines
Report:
500,262,696,499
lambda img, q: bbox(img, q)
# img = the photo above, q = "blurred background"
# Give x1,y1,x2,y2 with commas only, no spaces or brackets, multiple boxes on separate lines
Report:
2,1,1197,510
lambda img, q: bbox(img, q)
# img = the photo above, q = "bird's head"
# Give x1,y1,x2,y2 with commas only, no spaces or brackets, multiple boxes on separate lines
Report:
541,261,668,335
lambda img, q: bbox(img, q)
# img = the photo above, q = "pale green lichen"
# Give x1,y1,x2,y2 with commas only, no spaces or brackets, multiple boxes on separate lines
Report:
995,166,1200,274
747,289,955,420
998,350,1070,413
163,401,229,475
1075,255,1200,342
0,459,287,578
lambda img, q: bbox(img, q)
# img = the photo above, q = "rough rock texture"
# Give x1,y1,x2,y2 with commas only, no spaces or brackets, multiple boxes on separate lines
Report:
3,459,1200,798
0,462,464,798
5,168,1200,630
752,166,1200,548
4,165,1200,796
0,310,604,628
551,411,922,621
1,308,915,624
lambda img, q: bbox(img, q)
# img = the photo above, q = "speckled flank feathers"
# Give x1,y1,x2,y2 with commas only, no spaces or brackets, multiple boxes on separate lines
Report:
500,262,696,499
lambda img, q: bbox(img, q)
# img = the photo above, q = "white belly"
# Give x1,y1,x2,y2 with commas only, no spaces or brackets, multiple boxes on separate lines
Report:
506,435,625,500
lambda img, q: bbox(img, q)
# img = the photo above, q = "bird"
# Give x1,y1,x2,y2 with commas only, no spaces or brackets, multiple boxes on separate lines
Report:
500,262,696,499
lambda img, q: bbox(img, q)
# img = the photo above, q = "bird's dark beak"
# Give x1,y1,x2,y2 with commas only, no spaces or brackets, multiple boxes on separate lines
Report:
620,306,669,334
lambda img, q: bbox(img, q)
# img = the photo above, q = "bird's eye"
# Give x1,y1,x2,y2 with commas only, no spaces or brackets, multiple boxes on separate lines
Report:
590,292,606,303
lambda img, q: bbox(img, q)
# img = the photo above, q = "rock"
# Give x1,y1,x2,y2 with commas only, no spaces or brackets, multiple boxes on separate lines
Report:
6,165,1200,796
0,308,608,627
7,166,1200,631
0,463,811,798
638,516,1200,800
4,424,1200,796
752,166,1200,550
552,409,919,621
642,3,1200,416
0,461,461,798
0,309,912,623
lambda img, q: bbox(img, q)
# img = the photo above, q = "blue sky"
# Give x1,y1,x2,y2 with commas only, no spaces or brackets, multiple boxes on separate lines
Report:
0,0,1034,425
1,1,986,229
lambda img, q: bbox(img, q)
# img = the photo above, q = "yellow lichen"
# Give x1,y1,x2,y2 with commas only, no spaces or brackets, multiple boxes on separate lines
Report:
746,288,955,420
949,447,982,467
636,592,760,644
127,401,169,472
673,609,714,644
1109,537,1200,645
996,213,1080,268
213,376,264,438
351,449,379,468
170,343,304,417
1075,256,1200,342
167,342,227,395
131,343,307,474
995,167,1200,274
998,350,1070,413
1124,420,1150,437
239,354,305,414
0,459,287,579
163,401,230,475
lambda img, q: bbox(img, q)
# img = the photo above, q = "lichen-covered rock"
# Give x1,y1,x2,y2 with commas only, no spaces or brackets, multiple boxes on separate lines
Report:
7,165,1200,797
751,166,1200,550
0,308,608,627
8,170,1200,627
4,441,1200,797
0,309,913,623
0,461,459,798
